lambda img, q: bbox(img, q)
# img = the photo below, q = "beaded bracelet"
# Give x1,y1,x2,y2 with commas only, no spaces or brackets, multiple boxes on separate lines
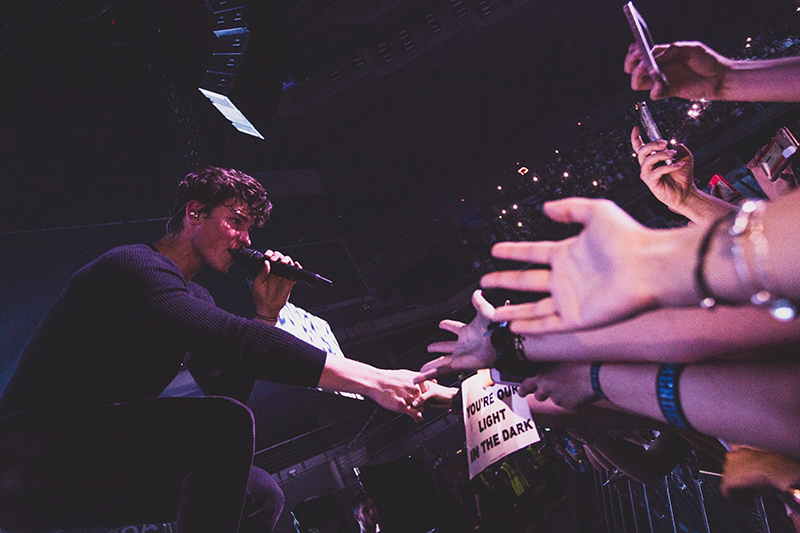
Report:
590,361,607,400
656,364,694,432
729,200,797,321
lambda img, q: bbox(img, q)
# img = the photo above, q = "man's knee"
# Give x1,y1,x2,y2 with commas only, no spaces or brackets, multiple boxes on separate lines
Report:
199,397,255,447
242,467,283,533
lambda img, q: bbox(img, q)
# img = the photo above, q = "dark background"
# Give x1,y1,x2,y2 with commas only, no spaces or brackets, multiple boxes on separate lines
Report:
0,0,789,448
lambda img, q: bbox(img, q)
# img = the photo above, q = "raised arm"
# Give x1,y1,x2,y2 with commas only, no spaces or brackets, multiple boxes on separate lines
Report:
625,40,800,103
631,125,735,225
523,357,800,459
317,356,425,421
482,191,800,334
418,289,799,377
517,305,800,363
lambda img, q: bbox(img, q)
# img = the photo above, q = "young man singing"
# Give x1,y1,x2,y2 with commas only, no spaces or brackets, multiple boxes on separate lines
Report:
0,167,431,533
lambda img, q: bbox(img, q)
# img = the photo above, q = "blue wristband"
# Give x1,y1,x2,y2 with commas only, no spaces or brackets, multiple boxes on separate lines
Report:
590,361,606,400
656,364,694,431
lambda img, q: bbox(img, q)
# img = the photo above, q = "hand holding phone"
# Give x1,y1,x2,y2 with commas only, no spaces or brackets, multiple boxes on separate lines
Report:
755,127,799,182
624,2,666,86
636,101,672,165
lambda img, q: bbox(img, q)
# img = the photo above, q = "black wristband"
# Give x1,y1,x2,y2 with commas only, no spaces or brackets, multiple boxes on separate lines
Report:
656,364,694,431
488,322,540,377
590,361,606,400
695,211,736,309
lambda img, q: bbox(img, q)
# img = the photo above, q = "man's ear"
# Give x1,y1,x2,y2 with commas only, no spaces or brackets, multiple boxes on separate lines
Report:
186,200,205,225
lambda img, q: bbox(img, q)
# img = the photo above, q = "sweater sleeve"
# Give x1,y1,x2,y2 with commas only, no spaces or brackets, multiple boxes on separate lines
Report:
108,245,327,388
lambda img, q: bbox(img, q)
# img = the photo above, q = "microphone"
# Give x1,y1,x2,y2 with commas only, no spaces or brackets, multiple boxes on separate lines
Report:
231,248,333,287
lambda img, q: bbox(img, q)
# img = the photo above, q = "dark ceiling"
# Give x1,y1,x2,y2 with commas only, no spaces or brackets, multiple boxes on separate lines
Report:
0,0,791,450
0,0,784,338
0,0,771,233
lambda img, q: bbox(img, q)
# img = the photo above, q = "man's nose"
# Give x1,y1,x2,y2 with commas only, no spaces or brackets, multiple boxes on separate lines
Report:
239,231,251,246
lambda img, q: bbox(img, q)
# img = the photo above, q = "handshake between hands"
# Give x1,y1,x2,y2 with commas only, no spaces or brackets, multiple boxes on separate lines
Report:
415,197,705,410
415,289,600,412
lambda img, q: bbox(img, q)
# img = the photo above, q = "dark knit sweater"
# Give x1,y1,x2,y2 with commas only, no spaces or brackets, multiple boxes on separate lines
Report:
0,244,327,418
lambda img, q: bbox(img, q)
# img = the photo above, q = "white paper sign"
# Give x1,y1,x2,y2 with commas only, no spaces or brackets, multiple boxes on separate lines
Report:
462,373,540,479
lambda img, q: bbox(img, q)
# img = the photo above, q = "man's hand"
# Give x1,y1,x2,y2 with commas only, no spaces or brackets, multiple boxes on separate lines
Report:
518,363,597,410
317,357,425,421
722,446,800,513
412,380,460,411
416,290,497,382
632,126,696,212
368,368,426,421
748,145,799,200
624,41,731,101
482,198,694,334
252,250,299,322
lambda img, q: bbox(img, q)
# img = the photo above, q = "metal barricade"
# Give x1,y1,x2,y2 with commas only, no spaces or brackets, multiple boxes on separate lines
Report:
574,463,797,533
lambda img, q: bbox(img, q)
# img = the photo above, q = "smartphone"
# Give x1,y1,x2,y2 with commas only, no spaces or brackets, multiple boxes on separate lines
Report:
624,2,665,84
489,360,543,386
636,101,672,164
636,101,661,142
757,127,799,181
489,368,527,386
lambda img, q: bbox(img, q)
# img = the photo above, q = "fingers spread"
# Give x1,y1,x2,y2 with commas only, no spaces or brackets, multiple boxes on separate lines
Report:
493,300,555,321
481,270,550,293
490,241,553,265
472,290,496,321
427,340,457,354
507,315,567,335
542,197,606,225
438,319,465,335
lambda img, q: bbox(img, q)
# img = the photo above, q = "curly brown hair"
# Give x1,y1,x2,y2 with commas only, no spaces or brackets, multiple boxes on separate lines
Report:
169,166,272,230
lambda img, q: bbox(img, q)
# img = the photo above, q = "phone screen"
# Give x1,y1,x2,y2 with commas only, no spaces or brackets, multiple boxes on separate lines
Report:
624,2,664,82
636,101,662,142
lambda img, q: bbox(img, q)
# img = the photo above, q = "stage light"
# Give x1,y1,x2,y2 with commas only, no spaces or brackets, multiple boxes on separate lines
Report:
198,2,265,138
518,167,529,175
199,89,264,139
512,204,518,209
197,1,287,140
